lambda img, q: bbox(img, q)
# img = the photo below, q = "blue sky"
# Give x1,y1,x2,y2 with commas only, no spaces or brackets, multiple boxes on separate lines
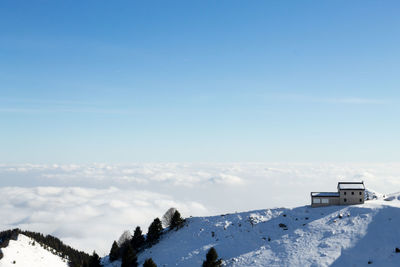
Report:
1,0,400,163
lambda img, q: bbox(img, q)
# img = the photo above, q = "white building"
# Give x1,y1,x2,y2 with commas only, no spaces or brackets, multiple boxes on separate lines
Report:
311,181,365,207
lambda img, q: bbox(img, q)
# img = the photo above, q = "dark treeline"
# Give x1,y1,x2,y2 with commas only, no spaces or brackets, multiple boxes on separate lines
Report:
108,208,185,267
0,209,192,267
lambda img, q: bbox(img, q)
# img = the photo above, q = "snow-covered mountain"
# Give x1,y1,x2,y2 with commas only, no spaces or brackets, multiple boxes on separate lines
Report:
104,192,400,267
2,192,400,267
0,234,68,267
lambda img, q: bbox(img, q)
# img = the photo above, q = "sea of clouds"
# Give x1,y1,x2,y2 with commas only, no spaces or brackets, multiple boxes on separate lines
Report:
1,162,400,255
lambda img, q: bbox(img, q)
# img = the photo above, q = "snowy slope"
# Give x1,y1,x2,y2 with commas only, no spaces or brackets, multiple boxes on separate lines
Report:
3,194,400,267
103,195,400,267
0,234,68,267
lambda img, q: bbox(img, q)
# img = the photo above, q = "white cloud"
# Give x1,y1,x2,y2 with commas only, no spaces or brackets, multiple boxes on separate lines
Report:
0,186,207,255
0,98,130,114
277,94,388,105
322,97,386,104
208,174,244,185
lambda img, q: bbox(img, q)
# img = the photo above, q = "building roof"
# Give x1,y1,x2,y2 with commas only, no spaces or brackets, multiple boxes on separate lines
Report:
311,192,340,197
337,182,365,190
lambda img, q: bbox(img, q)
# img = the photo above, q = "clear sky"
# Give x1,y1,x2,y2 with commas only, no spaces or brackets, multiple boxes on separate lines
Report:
1,0,400,163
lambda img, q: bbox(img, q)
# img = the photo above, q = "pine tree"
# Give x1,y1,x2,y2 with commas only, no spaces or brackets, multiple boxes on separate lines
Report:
109,241,120,262
131,226,145,251
170,210,184,229
121,243,138,267
202,247,222,267
143,258,157,267
88,251,102,267
146,218,163,244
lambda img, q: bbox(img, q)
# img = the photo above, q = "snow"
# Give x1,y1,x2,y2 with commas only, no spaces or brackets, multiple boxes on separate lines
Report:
2,162,400,254
102,193,400,267
338,183,365,190
311,192,340,197
384,192,400,202
365,188,383,200
3,191,400,267
0,234,68,267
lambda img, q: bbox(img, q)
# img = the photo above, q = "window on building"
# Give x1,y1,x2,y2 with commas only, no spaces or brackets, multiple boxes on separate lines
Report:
359,192,362,195
313,198,321,204
344,198,347,202
360,199,362,202
352,192,354,195
321,199,329,204
344,192,347,195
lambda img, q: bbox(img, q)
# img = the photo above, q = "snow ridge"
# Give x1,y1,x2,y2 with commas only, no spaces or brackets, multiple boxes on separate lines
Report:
105,197,400,267
0,234,68,267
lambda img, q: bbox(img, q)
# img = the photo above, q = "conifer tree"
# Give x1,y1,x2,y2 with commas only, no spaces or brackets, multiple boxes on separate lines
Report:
121,243,138,267
146,218,163,244
109,240,120,262
170,210,184,229
131,226,145,251
202,247,222,267
88,251,102,267
143,258,157,267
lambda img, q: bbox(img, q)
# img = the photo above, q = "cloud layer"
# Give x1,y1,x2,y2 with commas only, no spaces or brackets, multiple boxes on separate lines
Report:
1,163,400,254
0,186,206,254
